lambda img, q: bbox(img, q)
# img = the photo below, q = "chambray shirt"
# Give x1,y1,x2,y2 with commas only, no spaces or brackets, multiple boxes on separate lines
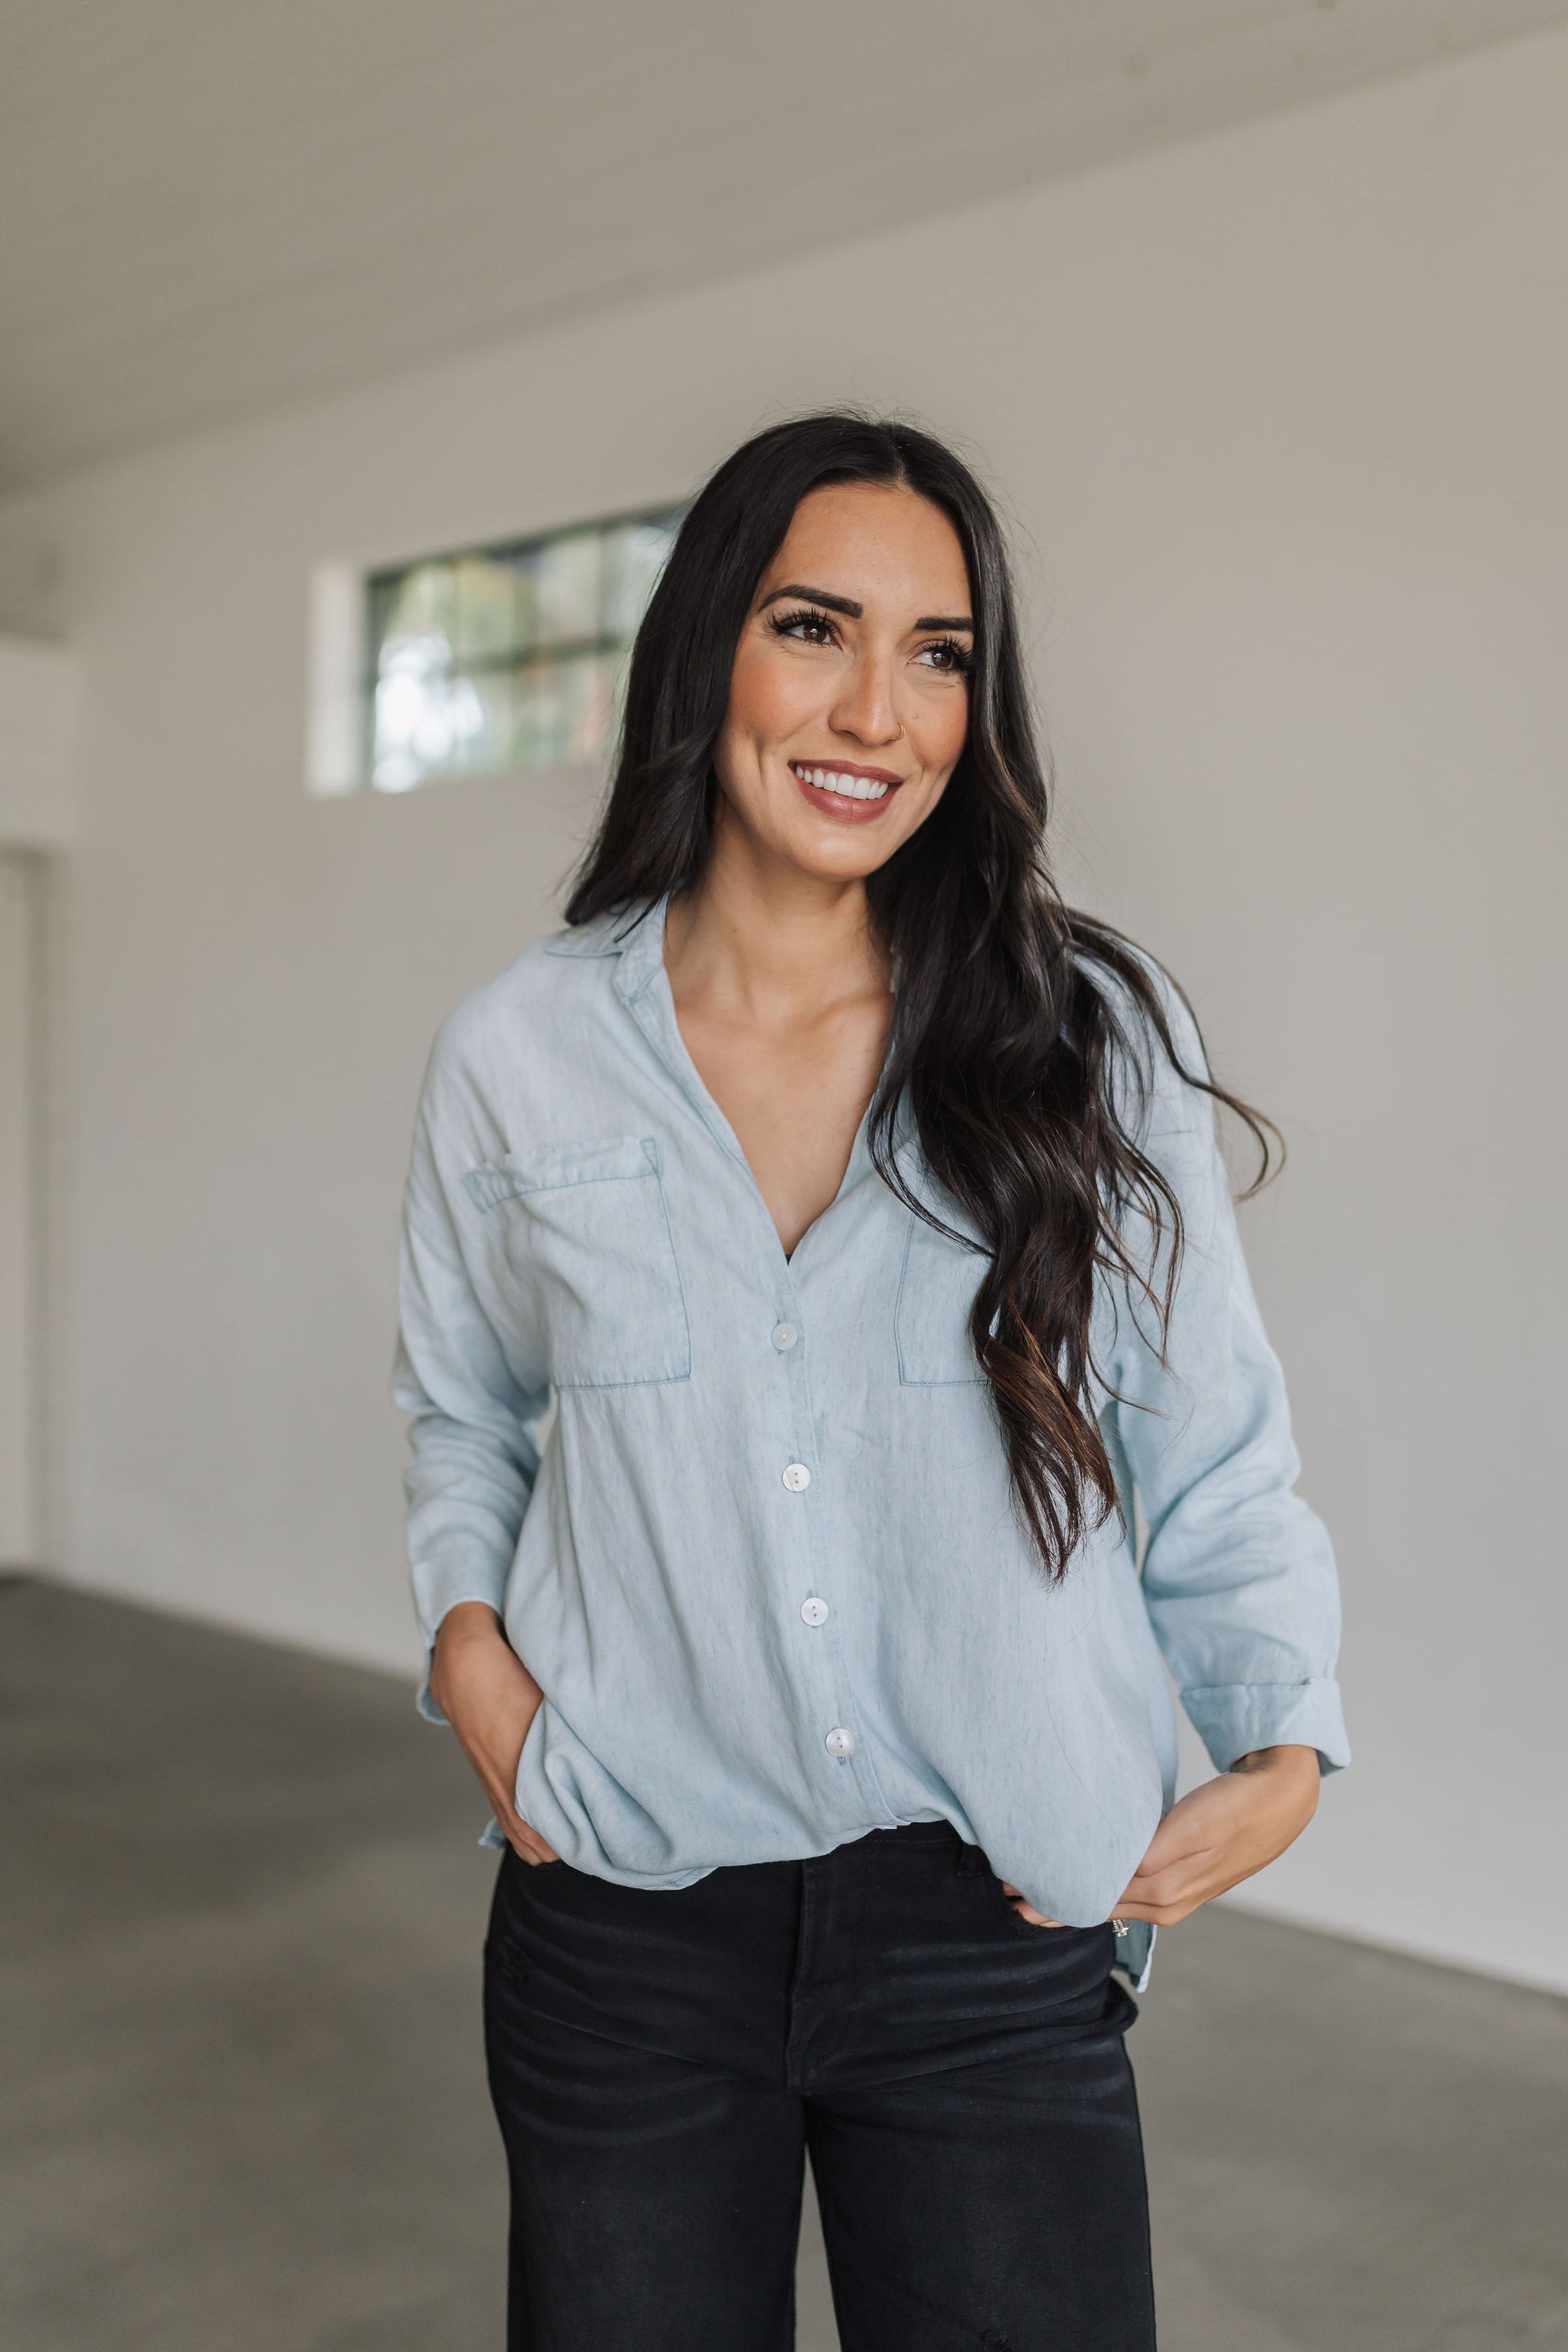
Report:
394,897,1348,1982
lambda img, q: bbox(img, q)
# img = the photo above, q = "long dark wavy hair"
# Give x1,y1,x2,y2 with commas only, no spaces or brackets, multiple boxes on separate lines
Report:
567,413,1276,1578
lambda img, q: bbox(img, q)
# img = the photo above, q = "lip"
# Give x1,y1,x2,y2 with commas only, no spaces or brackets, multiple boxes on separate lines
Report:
788,756,909,823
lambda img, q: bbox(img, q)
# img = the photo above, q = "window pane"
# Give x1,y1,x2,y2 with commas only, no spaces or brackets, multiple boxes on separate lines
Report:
514,652,612,767
382,561,455,644
604,645,634,746
512,659,563,767
357,507,679,793
530,530,601,647
371,561,459,795
453,671,515,773
564,652,615,763
602,518,678,642
372,660,485,791
450,555,519,663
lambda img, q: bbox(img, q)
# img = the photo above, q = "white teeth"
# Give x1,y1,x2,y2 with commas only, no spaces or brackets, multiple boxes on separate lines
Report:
795,763,891,802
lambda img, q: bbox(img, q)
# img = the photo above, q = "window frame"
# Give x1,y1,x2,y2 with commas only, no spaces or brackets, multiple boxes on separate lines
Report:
305,503,683,799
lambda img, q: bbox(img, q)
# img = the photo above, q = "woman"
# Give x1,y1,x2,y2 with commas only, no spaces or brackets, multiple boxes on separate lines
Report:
395,413,1347,2350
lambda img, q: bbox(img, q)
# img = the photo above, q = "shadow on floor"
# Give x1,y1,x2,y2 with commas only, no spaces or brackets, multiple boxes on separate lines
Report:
2,1577,1565,2350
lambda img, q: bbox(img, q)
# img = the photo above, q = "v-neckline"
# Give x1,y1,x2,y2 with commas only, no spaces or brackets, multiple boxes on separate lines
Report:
619,899,878,1272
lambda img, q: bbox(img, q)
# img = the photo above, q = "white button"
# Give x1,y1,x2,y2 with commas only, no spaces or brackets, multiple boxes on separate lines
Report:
782,1462,811,1492
771,1322,799,1351
800,1596,829,1627
825,1726,856,1759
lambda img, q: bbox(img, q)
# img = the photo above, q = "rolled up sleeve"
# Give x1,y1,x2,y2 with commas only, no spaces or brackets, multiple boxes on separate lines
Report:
1107,997,1350,1778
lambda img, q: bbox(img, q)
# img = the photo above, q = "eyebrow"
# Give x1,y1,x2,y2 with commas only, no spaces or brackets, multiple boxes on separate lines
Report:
760,583,974,632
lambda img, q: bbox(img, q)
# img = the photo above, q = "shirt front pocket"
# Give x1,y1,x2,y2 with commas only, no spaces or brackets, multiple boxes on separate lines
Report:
895,1210,989,1387
466,1136,691,1390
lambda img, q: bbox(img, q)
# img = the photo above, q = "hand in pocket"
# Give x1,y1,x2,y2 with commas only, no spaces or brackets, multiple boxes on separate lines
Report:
999,1884,1068,1928
428,1602,560,1866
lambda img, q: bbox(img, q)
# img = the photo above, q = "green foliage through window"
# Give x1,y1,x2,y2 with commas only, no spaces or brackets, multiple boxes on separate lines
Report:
365,508,682,792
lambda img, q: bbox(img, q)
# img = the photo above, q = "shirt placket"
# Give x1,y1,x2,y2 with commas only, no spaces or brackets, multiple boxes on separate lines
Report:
772,1259,899,1828
615,910,893,1828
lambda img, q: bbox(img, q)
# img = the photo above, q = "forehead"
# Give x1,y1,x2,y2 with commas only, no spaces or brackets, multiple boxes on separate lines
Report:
765,481,969,602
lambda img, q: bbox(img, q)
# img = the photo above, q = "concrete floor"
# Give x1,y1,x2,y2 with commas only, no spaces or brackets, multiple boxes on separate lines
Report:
2,1576,1566,2352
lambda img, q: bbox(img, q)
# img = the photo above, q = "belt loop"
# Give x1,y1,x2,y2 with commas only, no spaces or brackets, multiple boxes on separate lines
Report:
956,1841,985,1877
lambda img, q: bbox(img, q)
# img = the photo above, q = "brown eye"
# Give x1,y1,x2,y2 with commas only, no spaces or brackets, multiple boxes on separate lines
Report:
916,637,972,676
769,606,837,647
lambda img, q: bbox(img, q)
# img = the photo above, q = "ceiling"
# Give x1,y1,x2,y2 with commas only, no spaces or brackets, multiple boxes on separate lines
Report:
2,0,1564,492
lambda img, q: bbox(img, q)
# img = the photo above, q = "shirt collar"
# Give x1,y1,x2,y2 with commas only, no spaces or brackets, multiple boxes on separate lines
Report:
566,889,921,1208
540,897,669,996
609,895,672,1004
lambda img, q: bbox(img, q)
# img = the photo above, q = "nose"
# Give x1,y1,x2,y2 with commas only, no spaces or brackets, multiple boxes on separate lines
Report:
829,648,902,750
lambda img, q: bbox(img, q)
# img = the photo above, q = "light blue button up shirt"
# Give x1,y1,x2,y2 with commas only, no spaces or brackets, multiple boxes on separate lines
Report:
395,897,1348,1982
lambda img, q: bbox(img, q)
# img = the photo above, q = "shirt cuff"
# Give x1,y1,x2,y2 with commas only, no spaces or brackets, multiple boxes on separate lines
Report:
1179,1677,1350,1776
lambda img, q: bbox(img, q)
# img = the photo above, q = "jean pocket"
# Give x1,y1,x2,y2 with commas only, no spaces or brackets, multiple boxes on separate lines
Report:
466,1136,691,1389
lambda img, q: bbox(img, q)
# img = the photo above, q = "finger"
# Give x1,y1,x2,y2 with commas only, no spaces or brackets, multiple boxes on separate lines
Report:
509,1818,560,1867
1128,1847,1278,1915
488,1796,551,1867
1112,1877,1208,1922
497,1809,531,1862
1133,1819,1227,1870
1116,1857,1228,1920
1118,1880,1207,1922
999,1884,1067,1927
1122,1846,1223,1897
1120,1864,1196,1901
1113,1866,1209,1916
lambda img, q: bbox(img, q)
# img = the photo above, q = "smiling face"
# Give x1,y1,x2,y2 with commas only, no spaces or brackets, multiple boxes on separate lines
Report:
710,480,973,886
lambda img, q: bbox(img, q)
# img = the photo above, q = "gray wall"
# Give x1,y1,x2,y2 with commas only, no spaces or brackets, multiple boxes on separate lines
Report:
1,29,1563,1988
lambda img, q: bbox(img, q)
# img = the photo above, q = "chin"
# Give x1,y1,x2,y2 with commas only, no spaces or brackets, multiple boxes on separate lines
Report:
784,831,900,884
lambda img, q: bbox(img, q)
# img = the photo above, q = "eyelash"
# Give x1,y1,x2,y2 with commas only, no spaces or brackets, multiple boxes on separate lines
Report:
769,606,837,647
767,606,972,675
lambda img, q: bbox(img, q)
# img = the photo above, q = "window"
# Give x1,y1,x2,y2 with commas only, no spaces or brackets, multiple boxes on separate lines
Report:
357,508,682,795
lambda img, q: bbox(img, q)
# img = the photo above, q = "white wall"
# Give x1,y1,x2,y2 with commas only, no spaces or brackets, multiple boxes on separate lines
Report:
0,638,78,845
0,29,1563,1989
0,856,40,1560
0,645,75,1567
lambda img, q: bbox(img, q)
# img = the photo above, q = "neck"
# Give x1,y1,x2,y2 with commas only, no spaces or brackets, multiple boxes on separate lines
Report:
665,813,889,1021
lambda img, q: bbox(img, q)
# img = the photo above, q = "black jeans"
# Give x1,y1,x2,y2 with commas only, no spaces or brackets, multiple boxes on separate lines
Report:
483,1822,1155,2351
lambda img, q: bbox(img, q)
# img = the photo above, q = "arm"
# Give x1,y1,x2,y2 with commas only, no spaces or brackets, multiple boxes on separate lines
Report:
428,1603,557,1866
394,1062,558,1864
1101,994,1347,1925
1109,1743,1319,1926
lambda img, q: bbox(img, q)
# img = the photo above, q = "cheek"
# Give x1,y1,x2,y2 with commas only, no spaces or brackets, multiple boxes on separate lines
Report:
724,645,821,750
912,689,969,776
